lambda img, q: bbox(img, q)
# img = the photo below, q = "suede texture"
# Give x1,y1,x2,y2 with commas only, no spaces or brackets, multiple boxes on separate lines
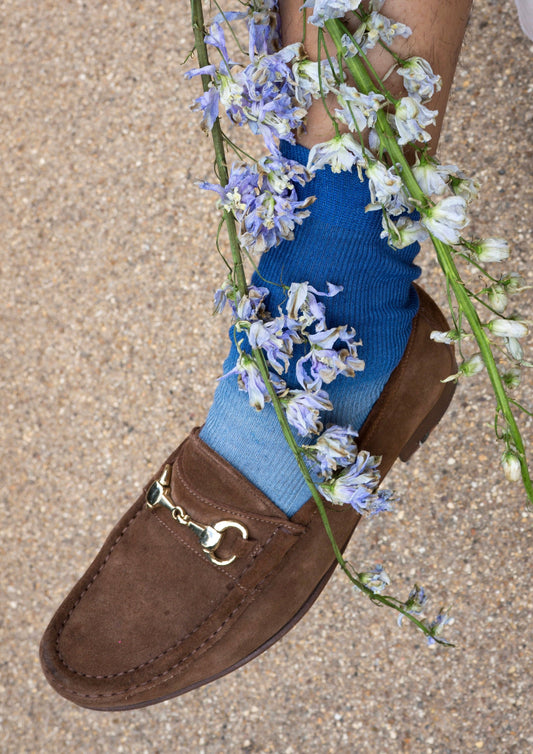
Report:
40,285,456,710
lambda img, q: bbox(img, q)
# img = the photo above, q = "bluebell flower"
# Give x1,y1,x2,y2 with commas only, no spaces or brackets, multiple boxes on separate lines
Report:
246,0,281,59
304,424,359,477
398,584,428,626
292,58,339,109
421,195,469,245
285,281,343,331
302,0,363,28
426,609,452,646
204,20,233,63
380,214,428,249
397,56,442,103
393,96,438,145
235,285,270,321
282,387,333,436
319,451,394,515
248,317,295,374
352,10,411,53
405,584,428,613
226,43,306,152
358,565,391,594
365,160,404,211
334,84,385,133
296,325,364,386
201,158,313,254
307,134,366,175
223,353,271,410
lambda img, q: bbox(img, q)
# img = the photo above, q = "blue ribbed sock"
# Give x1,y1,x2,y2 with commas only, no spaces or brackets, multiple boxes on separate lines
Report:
200,142,421,516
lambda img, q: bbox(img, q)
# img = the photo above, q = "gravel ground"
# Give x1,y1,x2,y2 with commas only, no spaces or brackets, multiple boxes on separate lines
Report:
1,1,532,752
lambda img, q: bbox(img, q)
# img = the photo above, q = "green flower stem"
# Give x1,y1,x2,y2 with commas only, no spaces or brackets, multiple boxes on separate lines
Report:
326,17,533,505
252,348,451,645
189,0,452,642
191,0,246,296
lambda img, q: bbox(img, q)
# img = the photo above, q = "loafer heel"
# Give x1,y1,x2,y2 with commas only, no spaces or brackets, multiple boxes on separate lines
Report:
399,379,456,462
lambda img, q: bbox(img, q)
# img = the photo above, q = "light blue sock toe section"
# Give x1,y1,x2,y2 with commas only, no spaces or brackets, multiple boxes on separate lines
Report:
200,142,421,516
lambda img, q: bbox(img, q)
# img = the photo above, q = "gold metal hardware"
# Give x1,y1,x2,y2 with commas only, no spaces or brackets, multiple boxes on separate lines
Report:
146,465,248,566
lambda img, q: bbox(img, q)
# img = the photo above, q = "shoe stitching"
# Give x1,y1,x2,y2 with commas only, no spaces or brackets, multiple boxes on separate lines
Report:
52,503,360,701
174,447,305,533
55,518,287,680
55,505,145,661
191,429,271,506
50,520,316,699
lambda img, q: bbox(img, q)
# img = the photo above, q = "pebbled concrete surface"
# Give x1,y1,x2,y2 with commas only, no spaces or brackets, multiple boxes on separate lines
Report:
1,1,532,752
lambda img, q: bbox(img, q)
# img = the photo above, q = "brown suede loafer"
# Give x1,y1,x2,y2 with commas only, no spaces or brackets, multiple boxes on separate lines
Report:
40,285,456,710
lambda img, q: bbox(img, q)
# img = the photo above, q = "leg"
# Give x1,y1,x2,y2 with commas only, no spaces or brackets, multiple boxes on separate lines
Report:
201,0,473,515
281,0,473,151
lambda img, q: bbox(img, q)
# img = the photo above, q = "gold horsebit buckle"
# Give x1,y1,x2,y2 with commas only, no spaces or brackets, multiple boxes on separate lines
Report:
145,465,248,567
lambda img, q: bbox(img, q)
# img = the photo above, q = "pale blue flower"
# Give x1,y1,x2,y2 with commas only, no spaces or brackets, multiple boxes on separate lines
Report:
304,424,359,477
224,353,271,410
397,57,442,103
319,451,394,515
292,58,339,109
302,0,363,27
398,584,427,626
248,317,294,374
235,285,270,321
285,281,343,331
358,565,391,594
412,157,449,196
245,0,281,58
366,11,411,46
393,96,437,145
283,387,333,436
380,214,428,248
445,165,480,203
352,10,411,53
426,609,452,646
334,84,385,134
229,43,306,152
365,160,403,209
202,158,314,254
296,325,364,386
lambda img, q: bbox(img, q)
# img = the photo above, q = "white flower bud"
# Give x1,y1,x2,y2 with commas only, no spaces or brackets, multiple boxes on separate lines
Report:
460,353,484,377
430,328,467,343
487,318,529,339
486,284,508,313
502,272,530,295
501,451,522,482
505,337,524,361
473,238,510,263
501,368,521,389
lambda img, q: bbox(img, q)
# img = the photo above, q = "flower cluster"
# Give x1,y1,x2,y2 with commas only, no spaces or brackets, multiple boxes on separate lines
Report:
217,278,392,515
201,156,314,254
